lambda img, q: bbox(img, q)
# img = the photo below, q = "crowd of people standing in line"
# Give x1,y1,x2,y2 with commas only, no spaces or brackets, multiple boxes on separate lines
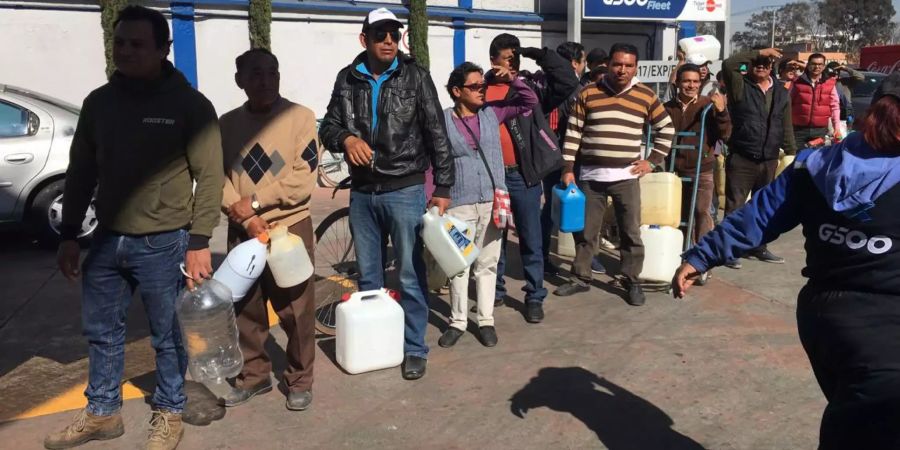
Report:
46,4,900,449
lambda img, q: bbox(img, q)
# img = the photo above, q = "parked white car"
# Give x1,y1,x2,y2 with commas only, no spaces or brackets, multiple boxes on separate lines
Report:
0,84,96,243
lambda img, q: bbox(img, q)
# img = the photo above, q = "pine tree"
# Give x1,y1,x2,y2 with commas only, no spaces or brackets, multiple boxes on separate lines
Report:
249,0,272,50
408,0,429,69
101,0,130,78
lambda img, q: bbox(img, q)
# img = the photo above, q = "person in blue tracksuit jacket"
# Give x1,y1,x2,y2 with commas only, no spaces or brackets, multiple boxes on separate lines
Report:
674,73,900,449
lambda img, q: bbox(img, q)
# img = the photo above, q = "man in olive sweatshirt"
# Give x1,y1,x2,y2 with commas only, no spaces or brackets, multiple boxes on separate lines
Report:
48,6,222,450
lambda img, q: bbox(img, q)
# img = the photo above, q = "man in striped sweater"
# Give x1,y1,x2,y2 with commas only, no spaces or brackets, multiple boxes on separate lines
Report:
554,43,675,306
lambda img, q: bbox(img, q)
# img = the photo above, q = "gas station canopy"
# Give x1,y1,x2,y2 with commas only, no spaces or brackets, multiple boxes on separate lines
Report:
583,0,727,22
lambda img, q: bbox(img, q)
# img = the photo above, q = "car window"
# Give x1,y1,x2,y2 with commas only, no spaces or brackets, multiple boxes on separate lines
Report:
0,101,31,137
852,74,887,98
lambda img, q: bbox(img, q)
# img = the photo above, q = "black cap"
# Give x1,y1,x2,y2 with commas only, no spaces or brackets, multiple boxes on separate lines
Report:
873,71,900,103
586,48,608,65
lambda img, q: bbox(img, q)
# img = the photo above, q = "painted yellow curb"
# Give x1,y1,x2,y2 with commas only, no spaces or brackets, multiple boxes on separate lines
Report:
16,294,323,420
15,382,148,420
267,300,279,327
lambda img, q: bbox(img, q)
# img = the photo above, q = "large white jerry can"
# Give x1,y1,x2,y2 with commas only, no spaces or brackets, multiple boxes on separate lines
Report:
421,207,479,278
638,225,684,283
336,289,405,374
678,35,721,63
640,172,682,228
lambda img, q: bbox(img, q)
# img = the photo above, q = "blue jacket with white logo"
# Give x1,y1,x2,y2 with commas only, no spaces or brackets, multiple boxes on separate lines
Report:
684,133,900,295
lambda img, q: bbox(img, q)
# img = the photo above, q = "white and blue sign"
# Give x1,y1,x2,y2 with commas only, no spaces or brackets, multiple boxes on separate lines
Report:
583,0,727,21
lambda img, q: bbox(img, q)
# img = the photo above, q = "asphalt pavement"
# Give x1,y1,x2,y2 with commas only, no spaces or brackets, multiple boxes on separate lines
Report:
0,187,823,449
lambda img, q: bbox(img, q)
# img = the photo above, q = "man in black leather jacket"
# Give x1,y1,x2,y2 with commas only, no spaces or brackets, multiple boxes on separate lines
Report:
484,33,579,323
319,8,454,381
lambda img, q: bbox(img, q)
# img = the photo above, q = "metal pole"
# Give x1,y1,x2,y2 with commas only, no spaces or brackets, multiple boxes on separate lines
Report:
719,0,731,59
771,8,776,47
568,0,582,43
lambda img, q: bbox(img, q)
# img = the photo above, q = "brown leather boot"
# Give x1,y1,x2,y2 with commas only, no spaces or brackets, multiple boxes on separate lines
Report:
146,409,184,450
43,409,124,449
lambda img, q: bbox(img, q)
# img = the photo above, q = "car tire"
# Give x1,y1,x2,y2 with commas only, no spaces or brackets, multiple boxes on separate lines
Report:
29,179,97,247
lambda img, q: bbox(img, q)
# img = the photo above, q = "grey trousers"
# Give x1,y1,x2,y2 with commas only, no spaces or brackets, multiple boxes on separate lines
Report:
572,179,644,283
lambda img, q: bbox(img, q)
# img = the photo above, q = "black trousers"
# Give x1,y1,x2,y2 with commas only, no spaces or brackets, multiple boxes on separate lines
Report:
725,152,778,254
797,286,900,449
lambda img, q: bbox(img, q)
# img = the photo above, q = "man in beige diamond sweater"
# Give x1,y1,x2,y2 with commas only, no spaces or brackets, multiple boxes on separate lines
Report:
219,48,319,412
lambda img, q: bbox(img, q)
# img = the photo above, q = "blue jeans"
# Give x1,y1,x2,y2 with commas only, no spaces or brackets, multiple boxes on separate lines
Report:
540,169,562,263
82,228,189,416
349,185,429,358
496,170,547,304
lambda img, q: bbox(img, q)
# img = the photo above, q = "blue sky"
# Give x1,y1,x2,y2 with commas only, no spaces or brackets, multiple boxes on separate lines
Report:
731,0,900,31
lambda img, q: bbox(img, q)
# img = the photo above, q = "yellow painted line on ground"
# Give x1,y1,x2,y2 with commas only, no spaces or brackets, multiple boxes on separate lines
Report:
267,300,279,327
14,280,355,420
266,275,354,327
324,274,356,289
15,382,148,420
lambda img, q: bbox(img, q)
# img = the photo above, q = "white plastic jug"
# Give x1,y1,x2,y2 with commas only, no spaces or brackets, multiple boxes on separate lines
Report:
638,225,684,283
421,207,479,278
212,233,269,302
775,151,795,178
336,289,404,374
267,224,313,288
678,35,721,63
640,172,682,228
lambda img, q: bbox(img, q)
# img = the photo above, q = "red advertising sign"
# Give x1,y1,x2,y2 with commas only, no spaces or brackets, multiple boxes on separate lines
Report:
860,45,900,74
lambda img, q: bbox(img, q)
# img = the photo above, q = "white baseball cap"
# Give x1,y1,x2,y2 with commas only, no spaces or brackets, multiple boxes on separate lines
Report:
363,7,404,31
686,53,710,65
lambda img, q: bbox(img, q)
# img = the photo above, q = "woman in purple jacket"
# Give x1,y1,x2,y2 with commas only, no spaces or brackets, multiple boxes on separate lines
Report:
436,62,537,349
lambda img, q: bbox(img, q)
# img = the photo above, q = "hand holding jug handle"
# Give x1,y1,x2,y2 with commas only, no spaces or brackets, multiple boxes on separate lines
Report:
180,263,211,290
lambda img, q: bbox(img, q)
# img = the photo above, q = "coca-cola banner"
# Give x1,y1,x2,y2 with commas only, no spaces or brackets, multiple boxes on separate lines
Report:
860,45,900,74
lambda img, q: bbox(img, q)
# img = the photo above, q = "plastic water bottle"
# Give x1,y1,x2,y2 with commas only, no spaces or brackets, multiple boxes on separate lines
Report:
212,232,269,302
638,225,684,283
267,223,313,288
176,278,243,385
336,289,404,374
678,35,721,63
421,207,479,278
553,182,586,233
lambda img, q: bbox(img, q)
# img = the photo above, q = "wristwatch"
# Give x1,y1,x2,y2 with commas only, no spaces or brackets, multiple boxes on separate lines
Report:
250,194,261,213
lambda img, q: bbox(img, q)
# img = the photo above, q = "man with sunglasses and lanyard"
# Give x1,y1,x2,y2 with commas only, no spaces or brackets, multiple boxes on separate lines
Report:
485,33,578,324
719,47,797,267
319,8,454,381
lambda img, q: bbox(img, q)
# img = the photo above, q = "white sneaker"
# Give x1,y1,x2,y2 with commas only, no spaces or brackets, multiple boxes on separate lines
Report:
600,238,617,250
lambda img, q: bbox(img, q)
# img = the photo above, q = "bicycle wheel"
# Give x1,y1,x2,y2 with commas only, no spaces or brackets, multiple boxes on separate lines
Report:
313,207,356,335
317,151,350,188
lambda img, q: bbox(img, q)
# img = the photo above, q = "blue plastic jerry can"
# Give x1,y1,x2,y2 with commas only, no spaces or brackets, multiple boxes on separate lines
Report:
553,182,586,233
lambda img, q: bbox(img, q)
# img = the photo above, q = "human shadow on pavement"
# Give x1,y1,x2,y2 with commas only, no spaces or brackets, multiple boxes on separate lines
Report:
510,367,705,450
130,372,226,426
316,337,353,376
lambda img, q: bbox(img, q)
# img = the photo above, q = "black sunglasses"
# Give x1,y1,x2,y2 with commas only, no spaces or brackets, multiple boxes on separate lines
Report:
367,29,401,44
462,82,486,91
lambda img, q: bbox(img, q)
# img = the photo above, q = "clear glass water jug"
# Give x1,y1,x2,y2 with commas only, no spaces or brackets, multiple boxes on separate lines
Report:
176,278,243,385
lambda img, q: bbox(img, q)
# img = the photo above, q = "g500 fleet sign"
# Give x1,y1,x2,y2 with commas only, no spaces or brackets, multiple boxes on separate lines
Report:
584,0,727,21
